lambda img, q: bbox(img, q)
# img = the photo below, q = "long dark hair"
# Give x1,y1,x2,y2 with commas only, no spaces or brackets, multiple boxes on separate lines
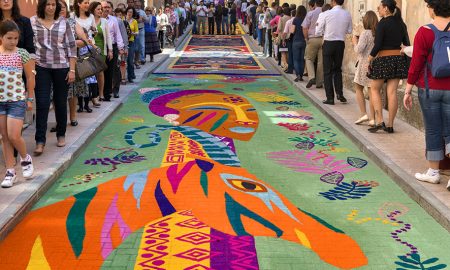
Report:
37,0,62,20
0,0,22,21
295,5,307,19
74,0,90,17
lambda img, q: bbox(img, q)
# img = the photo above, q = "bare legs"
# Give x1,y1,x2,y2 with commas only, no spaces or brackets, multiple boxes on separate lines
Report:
370,79,386,125
354,83,374,120
68,98,77,122
96,71,105,99
386,79,400,128
0,116,27,168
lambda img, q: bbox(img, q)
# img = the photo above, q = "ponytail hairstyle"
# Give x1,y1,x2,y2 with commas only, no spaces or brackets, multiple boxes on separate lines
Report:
381,0,402,21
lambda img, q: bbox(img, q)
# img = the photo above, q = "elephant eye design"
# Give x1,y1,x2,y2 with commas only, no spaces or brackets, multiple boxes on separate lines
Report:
227,179,268,193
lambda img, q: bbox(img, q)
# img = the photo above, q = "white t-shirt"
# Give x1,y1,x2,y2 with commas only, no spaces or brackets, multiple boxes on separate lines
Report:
73,13,96,39
196,5,208,16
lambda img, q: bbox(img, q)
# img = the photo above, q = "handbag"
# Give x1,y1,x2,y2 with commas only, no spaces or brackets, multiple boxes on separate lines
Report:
75,41,107,81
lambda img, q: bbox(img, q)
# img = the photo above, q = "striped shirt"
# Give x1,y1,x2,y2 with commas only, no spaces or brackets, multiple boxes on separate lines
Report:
30,16,77,69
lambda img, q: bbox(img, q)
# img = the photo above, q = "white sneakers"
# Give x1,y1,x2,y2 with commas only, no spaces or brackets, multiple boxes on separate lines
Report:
1,170,17,188
355,115,369,125
415,168,440,184
1,154,34,188
21,154,34,179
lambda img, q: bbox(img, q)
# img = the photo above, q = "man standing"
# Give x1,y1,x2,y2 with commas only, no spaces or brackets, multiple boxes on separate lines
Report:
316,0,352,105
101,1,125,101
134,0,148,65
196,1,208,35
302,0,324,89
264,2,277,57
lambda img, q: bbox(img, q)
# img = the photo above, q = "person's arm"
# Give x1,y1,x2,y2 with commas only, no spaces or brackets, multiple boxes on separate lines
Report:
315,13,325,37
64,21,77,83
346,13,353,34
142,10,149,23
302,14,310,41
20,49,35,110
104,20,113,60
116,20,126,51
404,28,428,110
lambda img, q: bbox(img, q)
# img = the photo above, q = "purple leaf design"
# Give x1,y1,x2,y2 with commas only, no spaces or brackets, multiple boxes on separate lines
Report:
267,150,360,175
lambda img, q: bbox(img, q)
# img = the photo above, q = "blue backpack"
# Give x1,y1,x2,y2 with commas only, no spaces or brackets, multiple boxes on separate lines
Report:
425,23,450,95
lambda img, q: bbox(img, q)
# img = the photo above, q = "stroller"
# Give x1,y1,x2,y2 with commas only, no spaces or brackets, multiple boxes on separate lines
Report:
165,24,175,47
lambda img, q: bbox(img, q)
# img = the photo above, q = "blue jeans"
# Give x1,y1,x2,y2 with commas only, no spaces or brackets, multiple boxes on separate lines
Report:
222,16,229,34
257,27,262,45
35,66,69,144
292,41,306,77
0,100,27,120
127,41,136,81
138,28,145,62
418,88,450,161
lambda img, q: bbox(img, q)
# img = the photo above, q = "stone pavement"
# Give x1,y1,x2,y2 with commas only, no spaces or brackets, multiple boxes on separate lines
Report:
0,31,450,270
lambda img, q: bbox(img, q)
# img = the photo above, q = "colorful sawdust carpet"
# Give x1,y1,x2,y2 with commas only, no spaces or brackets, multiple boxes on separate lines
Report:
0,74,449,270
168,35,265,71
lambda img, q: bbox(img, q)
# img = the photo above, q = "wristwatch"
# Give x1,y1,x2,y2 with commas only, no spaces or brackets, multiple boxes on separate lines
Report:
69,70,76,73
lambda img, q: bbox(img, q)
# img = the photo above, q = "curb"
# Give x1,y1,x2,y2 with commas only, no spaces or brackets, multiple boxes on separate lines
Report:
238,22,450,231
264,48,450,233
0,30,194,240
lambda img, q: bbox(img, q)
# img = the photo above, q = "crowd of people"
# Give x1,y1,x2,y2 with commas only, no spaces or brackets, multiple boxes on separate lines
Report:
0,0,197,188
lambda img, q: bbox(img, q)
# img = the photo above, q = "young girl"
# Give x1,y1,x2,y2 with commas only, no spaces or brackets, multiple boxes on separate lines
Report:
0,20,35,188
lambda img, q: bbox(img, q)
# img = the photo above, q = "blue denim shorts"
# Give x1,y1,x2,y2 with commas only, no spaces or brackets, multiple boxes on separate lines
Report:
0,100,27,120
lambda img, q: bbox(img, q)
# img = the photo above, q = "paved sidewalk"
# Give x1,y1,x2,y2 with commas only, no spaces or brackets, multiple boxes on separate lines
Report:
240,25,450,230
0,51,170,238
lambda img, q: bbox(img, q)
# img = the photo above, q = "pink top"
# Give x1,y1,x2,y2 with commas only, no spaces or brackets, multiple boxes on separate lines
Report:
270,15,280,29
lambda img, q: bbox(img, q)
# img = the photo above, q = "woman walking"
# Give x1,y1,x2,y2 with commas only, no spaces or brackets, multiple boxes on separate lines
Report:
207,3,215,34
0,21,35,188
126,7,139,83
214,4,222,35
229,3,237,35
353,11,378,126
90,1,112,104
72,0,97,113
367,0,410,133
291,6,307,82
31,0,76,154
403,0,450,187
144,7,161,62
221,3,229,35
156,7,168,49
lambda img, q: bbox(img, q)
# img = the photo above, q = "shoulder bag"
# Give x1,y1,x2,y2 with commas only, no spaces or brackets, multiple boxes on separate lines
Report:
75,41,108,81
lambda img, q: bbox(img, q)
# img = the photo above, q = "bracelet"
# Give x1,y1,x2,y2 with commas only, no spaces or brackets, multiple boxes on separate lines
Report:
69,69,76,73
26,97,34,102
405,92,411,95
